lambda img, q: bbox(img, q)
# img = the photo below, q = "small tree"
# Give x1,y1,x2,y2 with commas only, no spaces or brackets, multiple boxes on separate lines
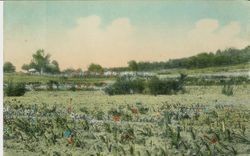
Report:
46,60,60,74
21,64,30,72
88,63,104,73
128,60,138,71
4,62,16,73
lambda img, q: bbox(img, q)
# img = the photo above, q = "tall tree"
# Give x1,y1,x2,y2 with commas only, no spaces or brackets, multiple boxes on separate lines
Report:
22,49,61,74
4,62,16,73
31,49,51,73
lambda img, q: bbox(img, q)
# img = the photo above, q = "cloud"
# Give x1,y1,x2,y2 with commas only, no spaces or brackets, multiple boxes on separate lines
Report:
52,15,136,69
4,16,250,70
194,19,219,33
185,19,249,53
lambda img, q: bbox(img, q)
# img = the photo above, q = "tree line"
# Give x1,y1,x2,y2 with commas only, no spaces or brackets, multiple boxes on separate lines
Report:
4,45,250,73
4,49,105,74
110,45,250,71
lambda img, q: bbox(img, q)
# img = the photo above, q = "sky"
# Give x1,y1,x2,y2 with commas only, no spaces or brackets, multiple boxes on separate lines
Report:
3,1,250,71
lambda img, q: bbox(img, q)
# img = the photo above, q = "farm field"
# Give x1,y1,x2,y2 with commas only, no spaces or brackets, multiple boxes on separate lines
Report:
4,73,114,84
3,1,250,156
3,85,250,155
4,62,250,85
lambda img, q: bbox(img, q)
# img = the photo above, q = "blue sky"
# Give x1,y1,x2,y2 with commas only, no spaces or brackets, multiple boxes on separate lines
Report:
5,1,250,31
4,1,250,70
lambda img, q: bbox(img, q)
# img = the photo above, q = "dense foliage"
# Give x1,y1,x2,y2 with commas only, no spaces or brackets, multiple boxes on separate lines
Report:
148,76,185,95
110,46,250,71
22,49,60,74
104,77,145,95
164,46,250,69
3,89,250,155
128,60,138,71
88,63,104,73
221,84,234,96
3,62,16,73
4,81,26,96
105,74,186,95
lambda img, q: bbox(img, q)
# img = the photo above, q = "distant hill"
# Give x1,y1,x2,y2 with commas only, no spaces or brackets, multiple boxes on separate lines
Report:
109,45,250,71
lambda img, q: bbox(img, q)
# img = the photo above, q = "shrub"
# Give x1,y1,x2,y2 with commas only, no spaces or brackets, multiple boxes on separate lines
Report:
104,77,145,95
70,84,76,91
4,81,26,96
222,84,234,96
147,76,185,95
104,74,186,95
93,82,106,87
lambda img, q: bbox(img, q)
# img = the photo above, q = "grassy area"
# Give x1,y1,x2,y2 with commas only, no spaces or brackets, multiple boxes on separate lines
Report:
3,85,250,112
4,63,250,85
157,63,250,75
3,85,250,155
4,73,115,84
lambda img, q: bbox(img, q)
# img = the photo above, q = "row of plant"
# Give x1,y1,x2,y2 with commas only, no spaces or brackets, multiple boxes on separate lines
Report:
3,80,107,96
183,76,250,86
3,101,250,155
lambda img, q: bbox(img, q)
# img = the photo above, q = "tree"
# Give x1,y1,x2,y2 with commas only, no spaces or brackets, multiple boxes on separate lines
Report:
88,63,104,73
22,49,60,74
47,60,60,74
62,68,75,74
76,68,83,73
31,49,51,73
21,64,30,72
128,60,138,71
4,62,16,73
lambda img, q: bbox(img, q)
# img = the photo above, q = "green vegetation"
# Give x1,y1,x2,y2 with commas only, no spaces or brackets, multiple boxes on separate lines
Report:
104,77,145,95
128,60,138,71
110,46,250,71
3,86,250,155
148,75,185,95
104,74,186,95
164,46,250,69
157,63,250,75
88,63,104,73
61,68,83,75
222,84,234,96
3,46,250,155
22,49,60,74
4,81,26,96
4,73,113,85
4,62,16,73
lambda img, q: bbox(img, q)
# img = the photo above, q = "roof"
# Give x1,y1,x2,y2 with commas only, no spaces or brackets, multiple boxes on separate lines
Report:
28,68,37,72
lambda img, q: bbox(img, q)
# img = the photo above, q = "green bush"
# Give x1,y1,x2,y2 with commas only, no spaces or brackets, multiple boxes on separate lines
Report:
222,84,234,96
105,74,186,95
147,76,185,95
4,81,26,96
70,84,76,91
104,77,145,95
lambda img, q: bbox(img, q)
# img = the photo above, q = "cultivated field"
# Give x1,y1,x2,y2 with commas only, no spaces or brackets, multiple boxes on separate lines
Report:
3,85,250,155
